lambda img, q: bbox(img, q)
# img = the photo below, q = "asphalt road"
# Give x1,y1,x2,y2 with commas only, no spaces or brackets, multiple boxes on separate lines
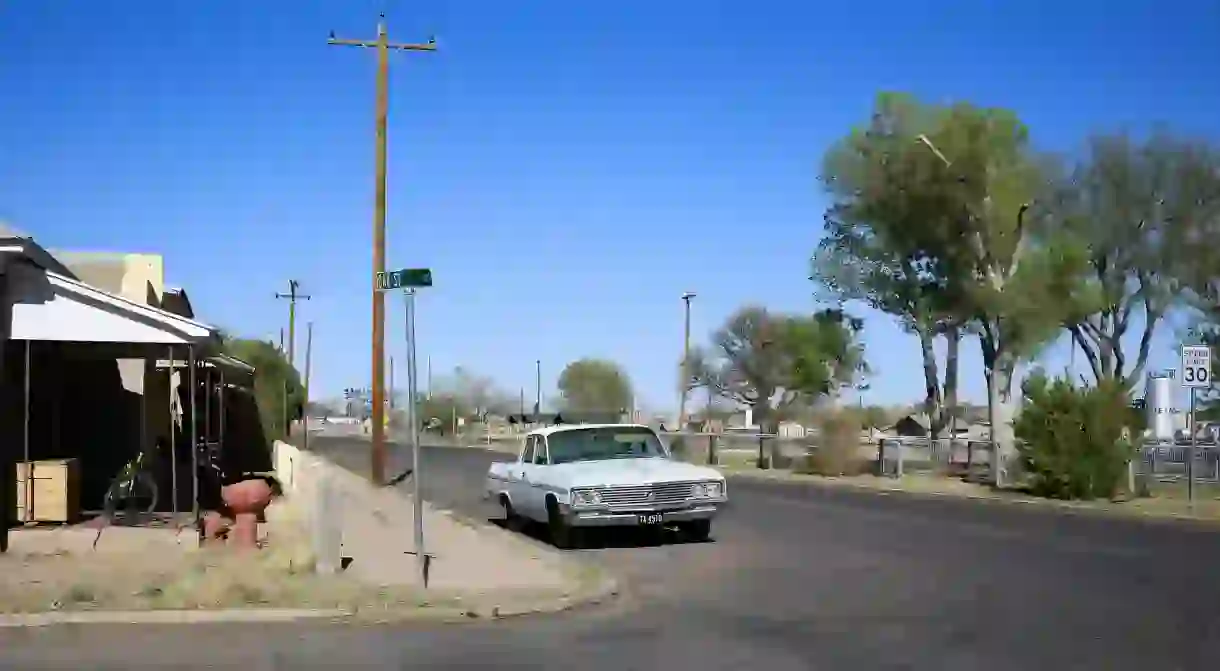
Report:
5,435,1220,670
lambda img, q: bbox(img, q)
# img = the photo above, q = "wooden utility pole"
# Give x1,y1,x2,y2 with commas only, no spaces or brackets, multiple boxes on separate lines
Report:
329,14,436,486
276,280,310,437
275,280,311,370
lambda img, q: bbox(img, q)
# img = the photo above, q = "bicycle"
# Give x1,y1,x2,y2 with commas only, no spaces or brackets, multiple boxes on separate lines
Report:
100,440,160,521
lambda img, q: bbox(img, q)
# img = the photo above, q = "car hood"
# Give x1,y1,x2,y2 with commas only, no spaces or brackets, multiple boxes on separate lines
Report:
546,458,722,488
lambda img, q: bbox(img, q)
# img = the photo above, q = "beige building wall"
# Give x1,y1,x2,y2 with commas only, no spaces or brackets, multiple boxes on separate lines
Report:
52,251,175,455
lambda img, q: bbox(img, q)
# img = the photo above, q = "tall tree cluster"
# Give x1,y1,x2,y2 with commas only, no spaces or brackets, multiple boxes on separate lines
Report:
811,91,1220,485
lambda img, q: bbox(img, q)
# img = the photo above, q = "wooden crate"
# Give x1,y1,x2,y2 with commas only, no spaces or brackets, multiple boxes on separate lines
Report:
14,459,81,524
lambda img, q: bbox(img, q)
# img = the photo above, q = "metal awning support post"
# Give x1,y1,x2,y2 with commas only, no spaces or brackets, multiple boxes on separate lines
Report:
22,340,31,523
219,370,226,446
203,363,211,452
168,345,178,517
188,346,198,522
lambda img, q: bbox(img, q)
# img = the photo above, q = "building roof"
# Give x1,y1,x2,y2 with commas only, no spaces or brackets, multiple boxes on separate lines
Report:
0,233,78,279
10,269,218,345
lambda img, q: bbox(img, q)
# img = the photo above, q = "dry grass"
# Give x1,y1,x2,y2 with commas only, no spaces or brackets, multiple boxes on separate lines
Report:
797,409,873,476
0,499,429,615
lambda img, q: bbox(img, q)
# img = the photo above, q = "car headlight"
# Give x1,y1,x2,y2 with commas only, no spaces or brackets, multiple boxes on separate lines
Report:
571,489,602,506
697,481,723,498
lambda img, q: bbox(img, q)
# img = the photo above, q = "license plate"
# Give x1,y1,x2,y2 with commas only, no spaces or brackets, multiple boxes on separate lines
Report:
637,513,664,525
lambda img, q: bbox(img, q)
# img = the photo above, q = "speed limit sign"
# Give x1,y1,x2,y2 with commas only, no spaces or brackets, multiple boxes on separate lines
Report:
1181,345,1211,388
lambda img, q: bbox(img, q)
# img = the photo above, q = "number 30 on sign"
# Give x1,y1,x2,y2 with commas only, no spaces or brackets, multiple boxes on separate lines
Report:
1181,345,1211,388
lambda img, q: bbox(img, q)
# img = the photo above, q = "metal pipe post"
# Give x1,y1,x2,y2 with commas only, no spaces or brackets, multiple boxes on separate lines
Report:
1189,387,1196,506
405,289,427,586
22,340,31,522
304,322,314,453
188,347,198,521
168,346,178,516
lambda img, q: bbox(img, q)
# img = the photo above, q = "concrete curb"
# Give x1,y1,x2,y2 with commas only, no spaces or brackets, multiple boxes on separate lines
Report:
0,573,622,628
725,470,1220,528
0,608,350,628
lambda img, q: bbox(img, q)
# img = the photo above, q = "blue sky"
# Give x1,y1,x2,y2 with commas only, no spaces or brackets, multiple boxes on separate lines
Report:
2,0,1218,412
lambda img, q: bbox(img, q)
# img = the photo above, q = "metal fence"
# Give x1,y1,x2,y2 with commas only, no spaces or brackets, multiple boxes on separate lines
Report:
662,432,1220,487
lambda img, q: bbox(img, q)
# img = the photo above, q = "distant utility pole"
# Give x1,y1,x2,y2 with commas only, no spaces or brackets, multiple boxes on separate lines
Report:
535,360,542,415
389,356,395,410
275,279,311,371
329,14,437,486
426,356,433,400
677,292,697,431
276,280,311,438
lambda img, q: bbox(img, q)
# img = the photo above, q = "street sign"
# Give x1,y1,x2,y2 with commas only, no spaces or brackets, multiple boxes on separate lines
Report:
374,268,434,292
1181,345,1211,388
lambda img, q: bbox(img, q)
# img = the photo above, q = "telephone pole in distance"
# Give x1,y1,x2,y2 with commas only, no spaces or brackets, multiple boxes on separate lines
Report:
275,279,311,371
276,280,310,438
328,14,436,485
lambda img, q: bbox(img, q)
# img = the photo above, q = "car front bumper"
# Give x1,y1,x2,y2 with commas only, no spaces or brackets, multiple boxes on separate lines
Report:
563,502,723,527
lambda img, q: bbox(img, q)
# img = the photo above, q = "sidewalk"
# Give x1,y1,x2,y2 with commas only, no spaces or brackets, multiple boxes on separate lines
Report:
274,441,606,603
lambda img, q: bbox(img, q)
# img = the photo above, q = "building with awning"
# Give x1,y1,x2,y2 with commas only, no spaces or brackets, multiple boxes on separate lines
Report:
0,226,259,550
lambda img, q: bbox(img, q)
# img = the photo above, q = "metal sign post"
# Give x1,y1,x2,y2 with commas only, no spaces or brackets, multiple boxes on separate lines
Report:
376,267,433,588
1181,344,1211,507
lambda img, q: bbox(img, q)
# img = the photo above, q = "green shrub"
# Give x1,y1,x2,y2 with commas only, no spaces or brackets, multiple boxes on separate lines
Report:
796,409,871,476
1014,374,1135,500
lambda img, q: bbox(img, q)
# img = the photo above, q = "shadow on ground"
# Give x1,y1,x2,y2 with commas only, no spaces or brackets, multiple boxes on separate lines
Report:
486,515,715,551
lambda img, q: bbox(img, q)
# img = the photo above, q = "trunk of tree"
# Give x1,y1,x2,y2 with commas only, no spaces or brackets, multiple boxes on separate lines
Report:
980,344,1019,485
917,325,943,440
979,330,1018,486
943,324,961,442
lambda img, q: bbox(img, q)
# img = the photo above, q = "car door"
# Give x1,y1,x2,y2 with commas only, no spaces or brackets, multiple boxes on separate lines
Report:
510,437,537,519
518,435,552,518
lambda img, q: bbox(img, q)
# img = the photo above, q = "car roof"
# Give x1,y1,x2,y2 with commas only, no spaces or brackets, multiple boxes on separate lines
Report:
526,423,656,438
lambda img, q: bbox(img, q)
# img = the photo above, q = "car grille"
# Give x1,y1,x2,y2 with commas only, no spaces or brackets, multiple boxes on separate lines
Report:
598,482,696,507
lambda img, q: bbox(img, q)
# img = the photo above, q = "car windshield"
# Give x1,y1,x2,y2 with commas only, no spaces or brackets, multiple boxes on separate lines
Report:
545,427,668,464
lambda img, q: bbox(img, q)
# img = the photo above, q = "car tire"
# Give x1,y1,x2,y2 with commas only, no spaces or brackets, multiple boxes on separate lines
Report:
546,497,578,550
501,495,523,532
683,519,712,542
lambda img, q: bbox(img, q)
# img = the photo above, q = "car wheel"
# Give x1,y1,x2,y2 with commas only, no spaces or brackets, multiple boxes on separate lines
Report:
501,495,523,532
683,519,712,542
546,497,578,550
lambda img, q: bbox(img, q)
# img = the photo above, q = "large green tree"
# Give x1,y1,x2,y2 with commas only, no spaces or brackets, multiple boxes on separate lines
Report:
818,92,1098,484
1051,130,1220,389
687,305,867,433
816,92,967,439
219,335,303,443
914,101,1100,483
556,358,635,414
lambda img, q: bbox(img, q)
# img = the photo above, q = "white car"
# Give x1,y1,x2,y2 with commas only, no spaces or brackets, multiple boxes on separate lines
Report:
485,423,728,548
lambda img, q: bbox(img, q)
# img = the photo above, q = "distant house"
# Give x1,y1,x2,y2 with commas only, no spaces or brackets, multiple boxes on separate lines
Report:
888,413,931,438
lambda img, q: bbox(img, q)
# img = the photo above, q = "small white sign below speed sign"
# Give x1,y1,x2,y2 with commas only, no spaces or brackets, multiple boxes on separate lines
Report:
1181,345,1212,388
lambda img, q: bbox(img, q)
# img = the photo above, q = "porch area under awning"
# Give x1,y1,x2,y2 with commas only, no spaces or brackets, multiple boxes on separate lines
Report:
2,265,226,526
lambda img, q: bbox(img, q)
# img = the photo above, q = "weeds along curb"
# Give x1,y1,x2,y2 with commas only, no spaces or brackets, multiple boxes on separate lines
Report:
0,573,621,628
725,470,1220,529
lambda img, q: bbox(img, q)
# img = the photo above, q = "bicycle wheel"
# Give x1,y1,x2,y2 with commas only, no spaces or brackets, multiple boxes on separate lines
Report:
129,472,159,514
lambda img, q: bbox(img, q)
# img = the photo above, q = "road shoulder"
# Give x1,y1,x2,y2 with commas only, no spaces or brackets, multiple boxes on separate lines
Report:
722,468,1220,527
